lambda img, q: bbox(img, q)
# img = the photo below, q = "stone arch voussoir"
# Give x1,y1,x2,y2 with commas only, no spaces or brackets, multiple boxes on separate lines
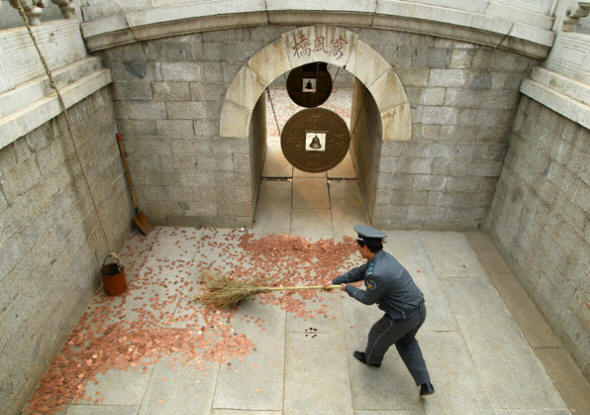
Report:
220,25,412,141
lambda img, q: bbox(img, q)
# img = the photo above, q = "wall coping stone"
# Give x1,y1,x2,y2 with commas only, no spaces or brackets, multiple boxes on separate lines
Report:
521,78,590,130
531,66,590,106
80,0,555,59
0,68,112,150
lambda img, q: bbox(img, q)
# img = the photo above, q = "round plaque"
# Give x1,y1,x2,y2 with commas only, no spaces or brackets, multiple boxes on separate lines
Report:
286,62,333,108
281,108,350,173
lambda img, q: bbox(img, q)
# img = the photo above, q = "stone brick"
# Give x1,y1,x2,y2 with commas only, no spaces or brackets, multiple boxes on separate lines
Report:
35,137,69,177
411,48,452,68
13,137,33,163
412,175,446,191
117,120,158,136
422,106,458,124
412,124,441,140
144,37,189,62
114,101,166,120
395,67,430,87
491,72,524,89
0,157,42,201
26,124,52,153
420,88,445,106
113,81,152,101
446,176,496,193
391,190,429,205
427,191,489,207
166,101,207,120
467,71,491,89
156,120,194,138
203,62,225,83
0,143,16,176
190,82,226,101
194,119,219,137
429,69,467,87
458,109,513,128
178,169,213,186
196,153,235,171
449,49,475,68
100,44,146,62
152,82,190,101
160,62,202,82
391,157,432,174
134,185,170,201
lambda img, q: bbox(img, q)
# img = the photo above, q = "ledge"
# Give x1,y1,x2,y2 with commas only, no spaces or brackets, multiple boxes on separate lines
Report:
81,0,555,59
521,78,590,130
0,68,112,150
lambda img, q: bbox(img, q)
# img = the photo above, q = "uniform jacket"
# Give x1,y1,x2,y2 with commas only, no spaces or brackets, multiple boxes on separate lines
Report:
333,250,424,319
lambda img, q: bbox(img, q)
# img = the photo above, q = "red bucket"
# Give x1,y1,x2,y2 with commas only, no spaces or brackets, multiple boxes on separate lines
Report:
101,253,127,296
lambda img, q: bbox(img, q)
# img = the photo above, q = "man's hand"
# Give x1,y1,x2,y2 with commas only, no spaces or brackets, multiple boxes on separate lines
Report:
340,283,347,292
322,279,336,290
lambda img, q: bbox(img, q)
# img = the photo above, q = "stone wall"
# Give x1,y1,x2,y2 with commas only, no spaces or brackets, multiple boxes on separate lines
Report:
486,96,590,380
355,29,536,229
250,93,266,215
104,27,291,228
0,87,133,414
350,77,382,220
105,25,537,230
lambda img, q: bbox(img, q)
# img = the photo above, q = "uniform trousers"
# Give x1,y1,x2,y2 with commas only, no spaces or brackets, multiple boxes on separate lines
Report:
364,303,430,385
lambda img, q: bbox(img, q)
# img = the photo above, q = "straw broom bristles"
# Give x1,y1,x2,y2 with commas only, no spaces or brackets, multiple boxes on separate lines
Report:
193,273,340,308
193,276,272,308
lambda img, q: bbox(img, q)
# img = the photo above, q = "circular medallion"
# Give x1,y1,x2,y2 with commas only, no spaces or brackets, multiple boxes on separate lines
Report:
281,108,350,173
286,62,333,108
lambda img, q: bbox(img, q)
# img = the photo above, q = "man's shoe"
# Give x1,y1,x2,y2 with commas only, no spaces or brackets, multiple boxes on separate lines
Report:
419,382,435,396
353,351,380,367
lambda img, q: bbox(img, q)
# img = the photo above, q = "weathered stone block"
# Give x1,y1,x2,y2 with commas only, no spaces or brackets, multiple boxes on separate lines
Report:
152,82,190,101
0,157,42,201
396,67,429,87
391,190,429,205
144,37,189,62
0,143,16,176
114,101,167,120
166,101,206,120
411,48,452,68
156,120,194,138
160,62,202,82
13,137,34,164
429,69,467,87
117,120,158,136
446,176,496,193
412,175,446,191
422,106,458,125
193,119,219,138
189,82,226,101
449,49,475,69
203,62,225,83
100,44,146,63
113,81,152,101
391,157,432,175
420,88,446,106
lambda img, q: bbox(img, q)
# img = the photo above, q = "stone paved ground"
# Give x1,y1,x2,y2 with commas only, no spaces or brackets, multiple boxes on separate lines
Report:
21,89,590,415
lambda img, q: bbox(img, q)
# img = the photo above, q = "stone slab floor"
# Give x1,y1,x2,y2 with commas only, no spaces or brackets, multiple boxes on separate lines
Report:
21,89,590,414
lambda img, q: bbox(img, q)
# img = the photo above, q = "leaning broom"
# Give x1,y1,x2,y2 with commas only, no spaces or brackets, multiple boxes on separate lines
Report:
194,275,340,308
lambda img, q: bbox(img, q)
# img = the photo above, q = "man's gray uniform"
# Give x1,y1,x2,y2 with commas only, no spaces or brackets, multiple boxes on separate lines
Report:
333,250,431,385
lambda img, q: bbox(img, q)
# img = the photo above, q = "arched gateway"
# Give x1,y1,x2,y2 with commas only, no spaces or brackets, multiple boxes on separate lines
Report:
220,25,412,142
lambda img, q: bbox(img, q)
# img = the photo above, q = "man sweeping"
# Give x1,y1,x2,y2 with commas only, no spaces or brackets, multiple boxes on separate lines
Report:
324,224,435,397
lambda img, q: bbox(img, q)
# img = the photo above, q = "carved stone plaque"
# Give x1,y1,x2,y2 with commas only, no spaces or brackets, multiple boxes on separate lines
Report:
286,62,333,108
281,108,350,173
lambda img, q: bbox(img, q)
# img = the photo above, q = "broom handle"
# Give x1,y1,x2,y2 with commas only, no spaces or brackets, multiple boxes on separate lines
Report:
264,284,341,291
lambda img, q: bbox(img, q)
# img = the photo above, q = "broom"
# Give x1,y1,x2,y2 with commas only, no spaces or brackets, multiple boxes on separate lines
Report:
193,276,341,308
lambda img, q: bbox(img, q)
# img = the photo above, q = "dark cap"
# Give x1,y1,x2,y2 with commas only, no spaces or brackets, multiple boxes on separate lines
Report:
353,224,385,243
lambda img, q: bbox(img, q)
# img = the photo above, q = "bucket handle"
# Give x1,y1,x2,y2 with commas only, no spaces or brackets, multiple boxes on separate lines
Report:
102,252,123,271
